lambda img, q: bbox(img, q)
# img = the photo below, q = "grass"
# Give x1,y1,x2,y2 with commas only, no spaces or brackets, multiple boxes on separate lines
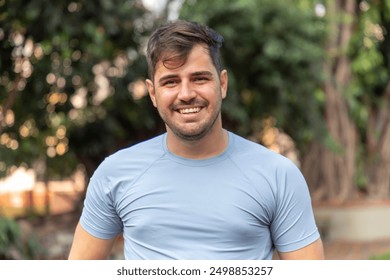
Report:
370,252,390,260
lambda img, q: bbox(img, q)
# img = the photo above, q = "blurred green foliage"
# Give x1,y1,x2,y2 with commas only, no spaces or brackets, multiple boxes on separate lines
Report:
0,0,163,178
0,0,389,199
349,0,390,133
180,0,327,146
0,216,44,259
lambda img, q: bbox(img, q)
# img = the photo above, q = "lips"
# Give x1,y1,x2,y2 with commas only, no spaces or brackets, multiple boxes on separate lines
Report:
179,107,201,114
172,101,207,115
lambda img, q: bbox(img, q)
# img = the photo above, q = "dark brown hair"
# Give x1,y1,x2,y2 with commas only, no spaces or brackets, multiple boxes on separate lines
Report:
146,20,224,80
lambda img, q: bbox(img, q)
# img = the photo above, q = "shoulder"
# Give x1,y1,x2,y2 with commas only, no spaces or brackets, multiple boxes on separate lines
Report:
107,134,164,163
90,134,166,187
229,132,306,191
230,132,297,170
229,132,312,209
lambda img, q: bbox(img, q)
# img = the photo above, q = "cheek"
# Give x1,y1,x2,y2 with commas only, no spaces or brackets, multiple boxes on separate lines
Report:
153,92,173,109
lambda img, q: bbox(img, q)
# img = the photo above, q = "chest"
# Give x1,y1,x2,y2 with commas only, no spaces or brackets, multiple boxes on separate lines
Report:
115,163,275,243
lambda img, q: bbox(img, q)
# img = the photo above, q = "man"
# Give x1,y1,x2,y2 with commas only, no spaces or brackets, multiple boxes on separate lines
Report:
68,20,324,260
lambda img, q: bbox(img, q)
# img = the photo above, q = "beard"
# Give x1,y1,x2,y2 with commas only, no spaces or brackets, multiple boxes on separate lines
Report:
158,98,222,142
166,111,220,141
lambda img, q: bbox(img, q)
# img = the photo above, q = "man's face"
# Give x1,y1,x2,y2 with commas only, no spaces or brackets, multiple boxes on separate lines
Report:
146,44,228,141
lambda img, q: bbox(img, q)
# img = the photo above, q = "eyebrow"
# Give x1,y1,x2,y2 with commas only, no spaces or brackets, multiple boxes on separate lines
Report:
158,74,178,85
157,71,214,86
192,71,213,77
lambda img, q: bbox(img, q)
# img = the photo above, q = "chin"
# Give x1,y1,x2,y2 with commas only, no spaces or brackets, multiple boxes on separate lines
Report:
170,126,211,141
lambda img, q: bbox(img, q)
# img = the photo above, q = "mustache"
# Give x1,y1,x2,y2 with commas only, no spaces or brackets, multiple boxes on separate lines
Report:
171,100,208,110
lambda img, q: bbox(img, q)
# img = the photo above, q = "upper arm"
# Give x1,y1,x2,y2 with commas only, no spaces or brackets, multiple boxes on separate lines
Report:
68,222,117,260
278,238,325,260
271,160,322,255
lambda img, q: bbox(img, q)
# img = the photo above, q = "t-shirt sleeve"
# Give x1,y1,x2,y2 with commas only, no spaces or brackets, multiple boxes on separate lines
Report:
79,172,123,239
270,161,320,252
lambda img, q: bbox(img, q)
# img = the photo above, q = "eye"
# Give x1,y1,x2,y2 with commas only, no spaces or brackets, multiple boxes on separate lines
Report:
162,80,178,87
193,76,209,83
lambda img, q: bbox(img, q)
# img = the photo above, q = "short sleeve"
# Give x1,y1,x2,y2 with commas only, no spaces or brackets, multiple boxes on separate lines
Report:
79,173,123,239
270,162,320,252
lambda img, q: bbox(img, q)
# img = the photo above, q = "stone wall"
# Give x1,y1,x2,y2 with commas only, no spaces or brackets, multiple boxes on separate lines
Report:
315,202,390,242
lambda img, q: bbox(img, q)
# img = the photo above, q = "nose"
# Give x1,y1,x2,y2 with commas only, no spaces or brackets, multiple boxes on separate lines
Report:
178,80,196,102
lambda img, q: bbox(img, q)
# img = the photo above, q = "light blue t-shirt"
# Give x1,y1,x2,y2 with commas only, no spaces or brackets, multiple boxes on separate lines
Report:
80,131,320,259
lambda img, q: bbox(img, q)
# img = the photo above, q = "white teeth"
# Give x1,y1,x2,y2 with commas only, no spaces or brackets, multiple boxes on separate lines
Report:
179,107,201,114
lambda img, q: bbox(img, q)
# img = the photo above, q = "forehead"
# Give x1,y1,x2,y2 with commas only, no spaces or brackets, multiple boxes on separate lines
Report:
154,44,215,78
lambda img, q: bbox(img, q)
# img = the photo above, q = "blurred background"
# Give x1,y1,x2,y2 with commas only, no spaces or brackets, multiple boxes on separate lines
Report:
0,0,389,260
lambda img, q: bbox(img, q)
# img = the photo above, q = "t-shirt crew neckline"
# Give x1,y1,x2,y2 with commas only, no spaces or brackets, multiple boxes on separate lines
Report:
162,131,234,167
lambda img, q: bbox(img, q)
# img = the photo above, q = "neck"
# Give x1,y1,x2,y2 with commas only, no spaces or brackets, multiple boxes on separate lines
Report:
166,125,228,160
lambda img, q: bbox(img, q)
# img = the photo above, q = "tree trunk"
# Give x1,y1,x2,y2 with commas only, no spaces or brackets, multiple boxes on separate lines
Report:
366,82,390,198
302,0,357,202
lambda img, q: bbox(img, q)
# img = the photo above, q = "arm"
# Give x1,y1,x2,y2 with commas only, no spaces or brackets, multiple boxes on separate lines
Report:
278,238,325,260
68,222,117,260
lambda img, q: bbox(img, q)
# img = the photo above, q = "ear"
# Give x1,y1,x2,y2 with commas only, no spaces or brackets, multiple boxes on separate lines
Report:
146,79,157,107
219,69,228,99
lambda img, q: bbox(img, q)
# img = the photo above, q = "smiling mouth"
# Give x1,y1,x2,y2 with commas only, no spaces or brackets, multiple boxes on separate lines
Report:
178,107,202,114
